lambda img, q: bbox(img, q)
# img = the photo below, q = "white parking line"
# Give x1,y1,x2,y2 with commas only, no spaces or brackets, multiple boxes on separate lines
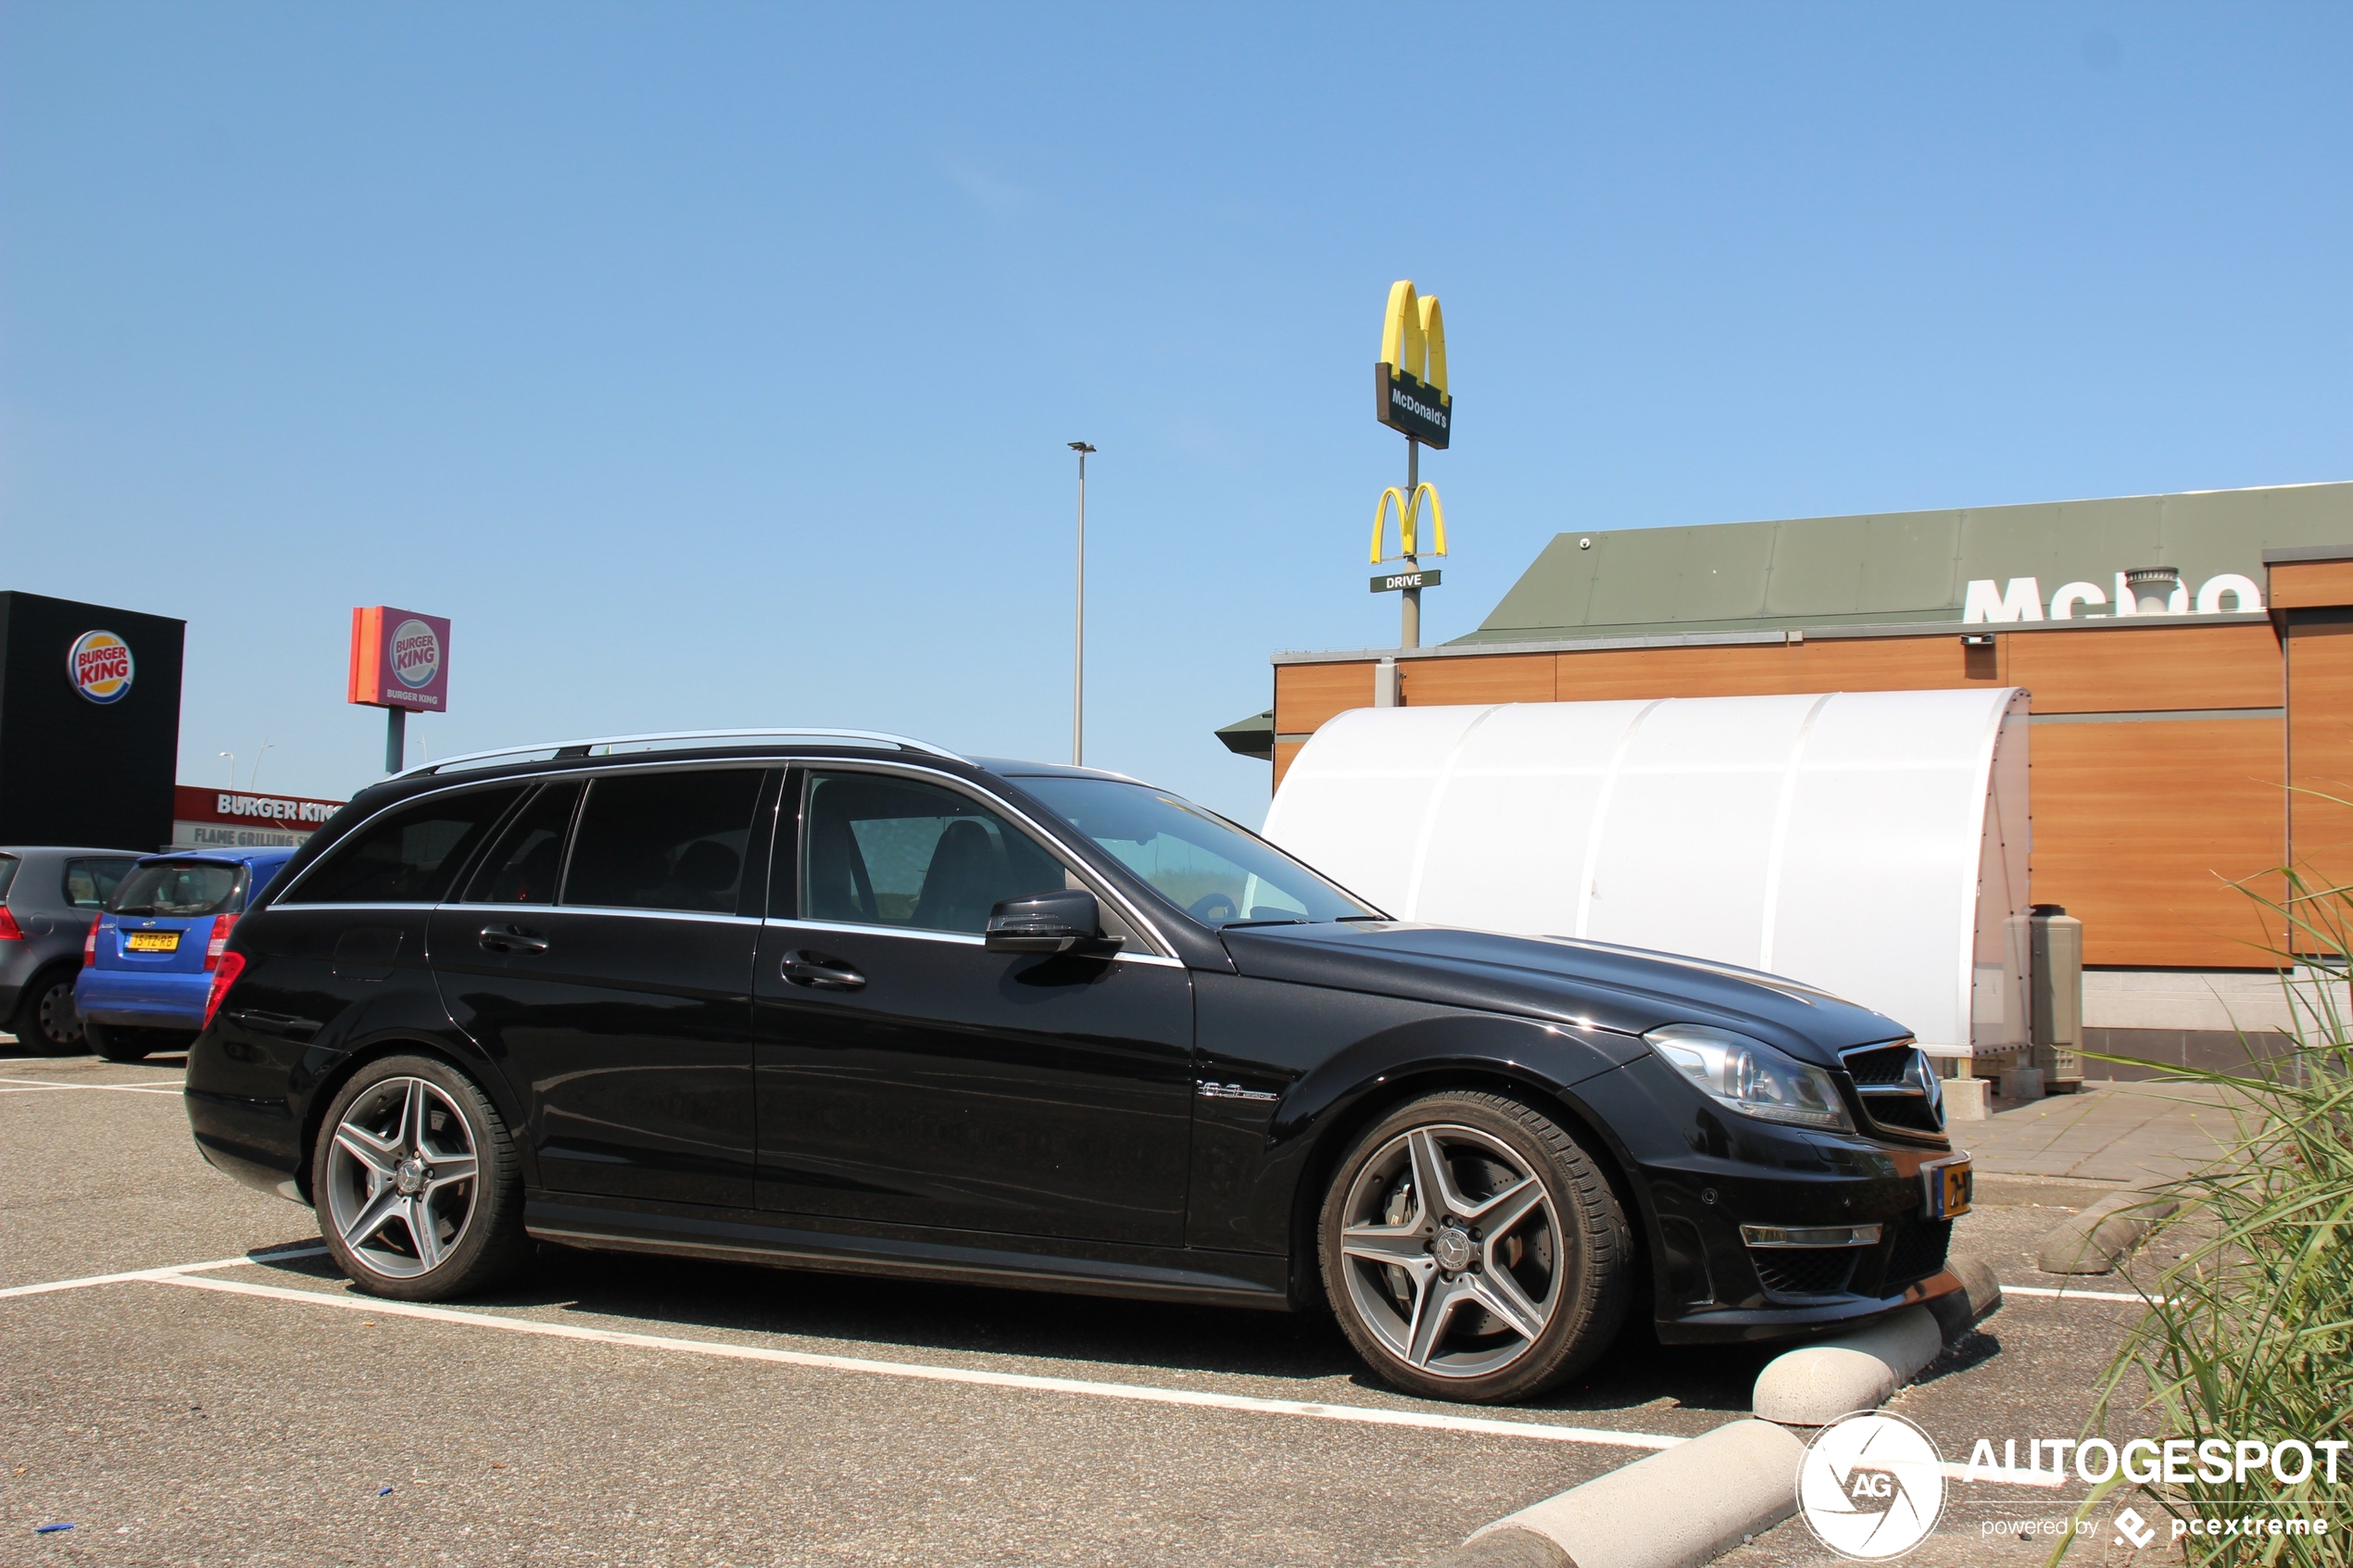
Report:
153,1271,1690,1453
0,1077,183,1096
0,1245,328,1300
2002,1284,2158,1304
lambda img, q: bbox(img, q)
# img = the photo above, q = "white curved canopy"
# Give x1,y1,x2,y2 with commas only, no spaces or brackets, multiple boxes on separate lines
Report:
1262,688,2031,1057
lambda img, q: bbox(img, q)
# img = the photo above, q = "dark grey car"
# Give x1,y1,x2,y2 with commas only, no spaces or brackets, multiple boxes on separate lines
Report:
0,847,143,1050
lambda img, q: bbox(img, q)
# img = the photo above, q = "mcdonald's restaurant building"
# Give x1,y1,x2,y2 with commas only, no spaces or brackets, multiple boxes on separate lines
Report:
1227,480,2353,1067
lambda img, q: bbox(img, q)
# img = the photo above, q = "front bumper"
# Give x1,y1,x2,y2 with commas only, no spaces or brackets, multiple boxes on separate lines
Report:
74,968,210,1031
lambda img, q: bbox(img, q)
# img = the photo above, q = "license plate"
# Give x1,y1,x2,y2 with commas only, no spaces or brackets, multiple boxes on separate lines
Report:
1922,1156,1972,1219
124,931,181,953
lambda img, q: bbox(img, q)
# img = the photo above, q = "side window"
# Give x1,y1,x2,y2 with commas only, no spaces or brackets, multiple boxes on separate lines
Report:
562,770,763,914
280,787,525,905
63,858,137,909
799,772,1071,935
461,783,584,905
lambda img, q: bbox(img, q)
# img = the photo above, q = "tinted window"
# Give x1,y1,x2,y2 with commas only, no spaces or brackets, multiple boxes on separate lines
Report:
282,788,524,905
799,772,1068,935
0,855,16,899
462,783,583,905
110,861,243,918
562,770,762,914
1015,775,1376,925
64,858,138,909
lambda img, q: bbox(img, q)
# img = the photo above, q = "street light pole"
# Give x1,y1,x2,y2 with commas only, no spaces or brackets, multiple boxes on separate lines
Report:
1068,441,1095,766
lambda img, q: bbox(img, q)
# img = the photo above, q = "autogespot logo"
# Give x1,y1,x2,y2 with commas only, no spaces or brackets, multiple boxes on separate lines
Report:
1798,1411,1947,1561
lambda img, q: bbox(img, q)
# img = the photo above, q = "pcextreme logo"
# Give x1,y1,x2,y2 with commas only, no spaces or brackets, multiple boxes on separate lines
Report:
1375,279,1453,449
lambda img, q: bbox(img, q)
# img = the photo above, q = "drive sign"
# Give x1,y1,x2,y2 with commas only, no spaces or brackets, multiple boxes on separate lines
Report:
347,606,452,711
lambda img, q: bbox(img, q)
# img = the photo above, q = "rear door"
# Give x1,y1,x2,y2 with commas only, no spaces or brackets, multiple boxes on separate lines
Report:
752,767,1194,1247
429,766,772,1209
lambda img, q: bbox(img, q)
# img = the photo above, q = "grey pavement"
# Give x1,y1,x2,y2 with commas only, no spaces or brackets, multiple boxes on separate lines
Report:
1959,1078,2246,1189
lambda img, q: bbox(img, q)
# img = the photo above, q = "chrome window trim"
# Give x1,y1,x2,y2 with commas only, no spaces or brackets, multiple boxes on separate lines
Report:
471,901,763,927
761,913,1185,967
781,759,1178,960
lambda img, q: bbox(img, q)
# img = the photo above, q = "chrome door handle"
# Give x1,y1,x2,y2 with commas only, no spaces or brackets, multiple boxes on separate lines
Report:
781,950,865,990
478,923,550,955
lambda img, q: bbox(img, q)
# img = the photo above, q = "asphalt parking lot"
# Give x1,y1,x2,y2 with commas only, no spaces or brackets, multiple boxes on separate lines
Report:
2,1051,2170,1567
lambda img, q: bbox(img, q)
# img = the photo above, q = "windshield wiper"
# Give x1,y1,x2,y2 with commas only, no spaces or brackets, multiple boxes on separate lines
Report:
1219,918,1308,929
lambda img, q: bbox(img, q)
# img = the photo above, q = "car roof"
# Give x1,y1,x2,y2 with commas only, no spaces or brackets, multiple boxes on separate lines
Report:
0,846,151,857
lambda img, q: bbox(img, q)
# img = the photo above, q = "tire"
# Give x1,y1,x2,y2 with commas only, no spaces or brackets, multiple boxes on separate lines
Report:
85,1019,158,1062
1318,1089,1631,1404
12,968,86,1053
311,1054,528,1302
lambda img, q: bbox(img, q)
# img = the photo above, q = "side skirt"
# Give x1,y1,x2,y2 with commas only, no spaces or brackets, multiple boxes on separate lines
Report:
525,1195,1293,1311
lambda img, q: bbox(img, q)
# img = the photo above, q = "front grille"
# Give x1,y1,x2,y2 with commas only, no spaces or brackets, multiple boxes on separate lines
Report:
1843,1043,1916,1085
1864,1096,1946,1135
1840,1039,1945,1137
1884,1219,1953,1290
1754,1248,1859,1298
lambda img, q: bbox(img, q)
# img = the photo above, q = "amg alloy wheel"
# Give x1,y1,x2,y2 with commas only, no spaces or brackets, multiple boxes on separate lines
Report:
1320,1091,1629,1403
314,1056,526,1300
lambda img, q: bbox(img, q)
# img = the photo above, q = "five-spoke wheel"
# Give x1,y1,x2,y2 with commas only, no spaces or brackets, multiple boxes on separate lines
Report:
313,1056,524,1299
1320,1091,1629,1403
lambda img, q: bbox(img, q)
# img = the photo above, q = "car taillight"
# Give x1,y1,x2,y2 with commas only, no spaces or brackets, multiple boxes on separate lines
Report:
202,950,245,1031
0,908,22,942
205,913,236,971
83,915,100,961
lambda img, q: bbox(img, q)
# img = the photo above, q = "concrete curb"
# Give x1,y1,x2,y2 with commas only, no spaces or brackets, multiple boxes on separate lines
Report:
1749,1304,1944,1427
2036,1191,2179,1274
1426,1419,1806,1568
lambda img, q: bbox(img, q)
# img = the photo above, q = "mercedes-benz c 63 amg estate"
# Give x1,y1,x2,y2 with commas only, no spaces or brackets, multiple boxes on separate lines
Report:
183,729,1969,1404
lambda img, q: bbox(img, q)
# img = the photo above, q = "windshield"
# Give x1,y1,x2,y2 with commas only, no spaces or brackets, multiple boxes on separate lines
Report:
110,861,242,918
1015,776,1378,926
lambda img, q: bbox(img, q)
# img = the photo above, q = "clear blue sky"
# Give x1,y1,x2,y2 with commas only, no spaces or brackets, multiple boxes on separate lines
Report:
5,4,2347,825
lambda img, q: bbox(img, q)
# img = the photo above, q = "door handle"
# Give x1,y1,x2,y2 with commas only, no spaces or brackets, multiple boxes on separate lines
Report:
478,923,550,955
781,950,866,990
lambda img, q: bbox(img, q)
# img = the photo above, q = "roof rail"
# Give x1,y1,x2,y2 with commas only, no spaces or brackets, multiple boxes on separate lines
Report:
393,728,965,780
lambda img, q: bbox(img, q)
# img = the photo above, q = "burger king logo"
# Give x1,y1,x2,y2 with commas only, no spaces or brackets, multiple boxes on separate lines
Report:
68,631,134,705
389,618,442,690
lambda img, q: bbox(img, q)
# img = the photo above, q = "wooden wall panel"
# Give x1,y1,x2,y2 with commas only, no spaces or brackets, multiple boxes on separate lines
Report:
1553,644,1806,700
1274,662,1374,735
2270,559,2353,610
2006,622,2281,714
2030,719,2284,968
1792,636,1999,691
1397,653,1554,708
2287,622,2353,921
1271,740,1304,794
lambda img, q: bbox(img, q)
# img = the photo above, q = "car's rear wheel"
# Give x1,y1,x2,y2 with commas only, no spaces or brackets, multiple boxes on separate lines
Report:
12,968,85,1052
1318,1090,1630,1404
313,1055,527,1301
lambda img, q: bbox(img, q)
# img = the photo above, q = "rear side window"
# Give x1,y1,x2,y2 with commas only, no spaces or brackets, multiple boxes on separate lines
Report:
111,861,244,918
64,858,138,909
0,854,19,899
461,783,584,905
281,787,525,905
562,770,763,914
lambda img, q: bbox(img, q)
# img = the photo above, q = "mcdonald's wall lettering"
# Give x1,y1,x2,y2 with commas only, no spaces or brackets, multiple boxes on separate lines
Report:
1375,281,1453,447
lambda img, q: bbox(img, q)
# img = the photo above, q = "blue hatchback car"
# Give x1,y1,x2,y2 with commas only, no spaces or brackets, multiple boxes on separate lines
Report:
76,848,296,1061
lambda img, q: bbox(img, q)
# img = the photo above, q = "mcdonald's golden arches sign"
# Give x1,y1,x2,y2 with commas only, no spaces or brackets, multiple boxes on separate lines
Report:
1375,280,1452,448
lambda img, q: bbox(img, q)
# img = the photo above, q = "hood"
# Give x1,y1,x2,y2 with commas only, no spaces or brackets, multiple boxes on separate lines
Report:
1217,922,1908,1069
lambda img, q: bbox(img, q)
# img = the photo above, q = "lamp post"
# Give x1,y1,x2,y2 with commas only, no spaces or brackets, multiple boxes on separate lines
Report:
1068,441,1095,766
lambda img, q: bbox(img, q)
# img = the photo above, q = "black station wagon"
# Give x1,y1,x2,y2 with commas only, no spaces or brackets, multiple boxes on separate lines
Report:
183,729,1969,1404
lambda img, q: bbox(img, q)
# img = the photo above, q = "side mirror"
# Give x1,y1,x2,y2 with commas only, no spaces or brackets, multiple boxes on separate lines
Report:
985,889,1123,955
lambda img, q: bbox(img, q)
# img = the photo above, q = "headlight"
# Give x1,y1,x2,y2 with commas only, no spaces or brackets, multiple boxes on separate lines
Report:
1644,1023,1854,1132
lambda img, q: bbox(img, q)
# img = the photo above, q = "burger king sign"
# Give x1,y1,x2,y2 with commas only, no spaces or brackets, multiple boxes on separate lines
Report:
347,606,452,712
69,630,135,704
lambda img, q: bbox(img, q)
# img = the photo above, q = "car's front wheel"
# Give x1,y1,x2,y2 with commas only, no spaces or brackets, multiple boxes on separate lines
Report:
1319,1090,1631,1404
313,1055,527,1301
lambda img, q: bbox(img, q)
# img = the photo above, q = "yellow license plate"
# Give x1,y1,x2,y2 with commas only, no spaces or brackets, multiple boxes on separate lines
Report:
1925,1158,1972,1219
124,931,181,953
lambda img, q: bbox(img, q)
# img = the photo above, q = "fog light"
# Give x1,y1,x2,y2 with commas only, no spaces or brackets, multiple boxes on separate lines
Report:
1739,1223,1883,1248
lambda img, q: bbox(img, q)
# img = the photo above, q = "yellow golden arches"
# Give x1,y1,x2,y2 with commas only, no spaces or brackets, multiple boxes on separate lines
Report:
1379,281,1448,395
1371,482,1447,563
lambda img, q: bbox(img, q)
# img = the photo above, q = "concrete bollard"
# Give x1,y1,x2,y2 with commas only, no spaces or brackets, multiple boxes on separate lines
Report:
1750,1305,1944,1427
2037,1191,2179,1274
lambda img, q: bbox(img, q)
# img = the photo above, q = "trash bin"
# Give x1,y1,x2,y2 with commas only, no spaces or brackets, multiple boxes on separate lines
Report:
2030,904,2084,1093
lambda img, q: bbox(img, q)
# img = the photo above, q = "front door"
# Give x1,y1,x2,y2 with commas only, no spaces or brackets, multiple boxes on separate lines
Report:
430,767,772,1210
753,768,1193,1248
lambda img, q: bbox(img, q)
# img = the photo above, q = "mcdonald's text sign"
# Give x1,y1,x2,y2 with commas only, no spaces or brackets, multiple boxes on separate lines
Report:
1375,280,1453,448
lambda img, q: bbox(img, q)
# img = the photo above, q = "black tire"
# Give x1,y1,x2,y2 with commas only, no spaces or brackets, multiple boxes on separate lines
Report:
12,967,86,1053
311,1053,528,1302
1318,1089,1631,1404
84,1019,156,1062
